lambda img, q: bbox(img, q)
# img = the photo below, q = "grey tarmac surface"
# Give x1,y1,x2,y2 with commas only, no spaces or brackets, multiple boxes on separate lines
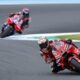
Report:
0,4,80,80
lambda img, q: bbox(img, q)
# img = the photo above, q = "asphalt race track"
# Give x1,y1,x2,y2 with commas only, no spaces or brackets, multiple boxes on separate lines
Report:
0,4,80,80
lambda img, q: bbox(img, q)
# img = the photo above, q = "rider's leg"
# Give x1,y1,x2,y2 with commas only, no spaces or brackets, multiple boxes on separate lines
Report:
50,60,64,73
21,20,29,30
1,23,8,32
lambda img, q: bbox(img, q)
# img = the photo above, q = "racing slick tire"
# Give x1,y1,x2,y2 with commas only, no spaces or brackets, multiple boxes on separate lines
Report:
70,58,80,72
0,26,14,38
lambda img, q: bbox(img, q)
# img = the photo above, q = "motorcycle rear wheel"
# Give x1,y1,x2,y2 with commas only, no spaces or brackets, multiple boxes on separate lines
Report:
0,26,14,38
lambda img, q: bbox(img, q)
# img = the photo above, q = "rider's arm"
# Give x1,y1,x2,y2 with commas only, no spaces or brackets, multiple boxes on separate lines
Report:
15,12,21,15
40,50,53,64
40,51,47,63
9,12,21,17
12,12,21,15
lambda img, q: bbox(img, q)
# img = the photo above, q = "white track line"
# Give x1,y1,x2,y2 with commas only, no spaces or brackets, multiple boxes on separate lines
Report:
4,32,80,37
2,32,80,42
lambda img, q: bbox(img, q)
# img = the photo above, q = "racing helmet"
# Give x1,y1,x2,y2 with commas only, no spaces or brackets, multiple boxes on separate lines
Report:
66,39,72,44
38,37,49,49
22,8,29,17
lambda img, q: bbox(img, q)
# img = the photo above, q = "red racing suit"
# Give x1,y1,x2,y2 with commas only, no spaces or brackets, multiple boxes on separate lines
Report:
39,40,80,73
7,14,22,32
6,12,30,33
40,40,64,73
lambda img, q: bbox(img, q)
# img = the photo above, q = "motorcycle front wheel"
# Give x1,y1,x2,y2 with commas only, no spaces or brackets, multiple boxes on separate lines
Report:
70,58,80,72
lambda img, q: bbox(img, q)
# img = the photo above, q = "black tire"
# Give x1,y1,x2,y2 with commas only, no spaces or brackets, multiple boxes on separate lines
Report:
70,58,80,72
0,26,14,38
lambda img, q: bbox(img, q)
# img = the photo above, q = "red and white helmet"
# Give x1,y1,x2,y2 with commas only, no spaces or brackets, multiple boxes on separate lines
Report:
22,8,30,16
38,37,49,49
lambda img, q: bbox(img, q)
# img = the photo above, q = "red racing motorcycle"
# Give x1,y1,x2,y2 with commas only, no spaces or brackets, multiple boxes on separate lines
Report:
0,17,30,38
0,22,22,38
52,40,80,73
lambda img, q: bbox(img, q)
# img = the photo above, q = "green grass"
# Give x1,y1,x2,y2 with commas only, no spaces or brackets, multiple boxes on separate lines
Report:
57,34,80,40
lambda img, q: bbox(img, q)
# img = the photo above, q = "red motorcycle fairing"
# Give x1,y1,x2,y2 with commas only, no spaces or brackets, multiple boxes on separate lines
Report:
52,50,65,70
14,25,21,32
6,18,13,24
40,40,80,72
67,45,80,57
52,41,80,70
6,17,21,32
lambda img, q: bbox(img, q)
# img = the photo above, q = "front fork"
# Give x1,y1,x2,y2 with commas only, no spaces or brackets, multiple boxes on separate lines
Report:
67,56,80,71
69,56,80,63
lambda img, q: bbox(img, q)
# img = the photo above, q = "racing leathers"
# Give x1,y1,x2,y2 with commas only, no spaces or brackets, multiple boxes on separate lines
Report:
2,11,30,34
39,39,80,73
8,11,30,29
40,40,64,73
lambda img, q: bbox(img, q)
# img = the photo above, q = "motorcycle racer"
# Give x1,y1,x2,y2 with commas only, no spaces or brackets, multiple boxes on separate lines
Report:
1,8,31,34
38,37,80,73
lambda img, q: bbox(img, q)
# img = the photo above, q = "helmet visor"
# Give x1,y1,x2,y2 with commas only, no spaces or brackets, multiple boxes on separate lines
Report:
23,12,29,17
39,42,48,49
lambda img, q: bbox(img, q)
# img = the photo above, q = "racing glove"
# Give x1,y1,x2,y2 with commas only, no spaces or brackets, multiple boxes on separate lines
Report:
51,60,63,73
